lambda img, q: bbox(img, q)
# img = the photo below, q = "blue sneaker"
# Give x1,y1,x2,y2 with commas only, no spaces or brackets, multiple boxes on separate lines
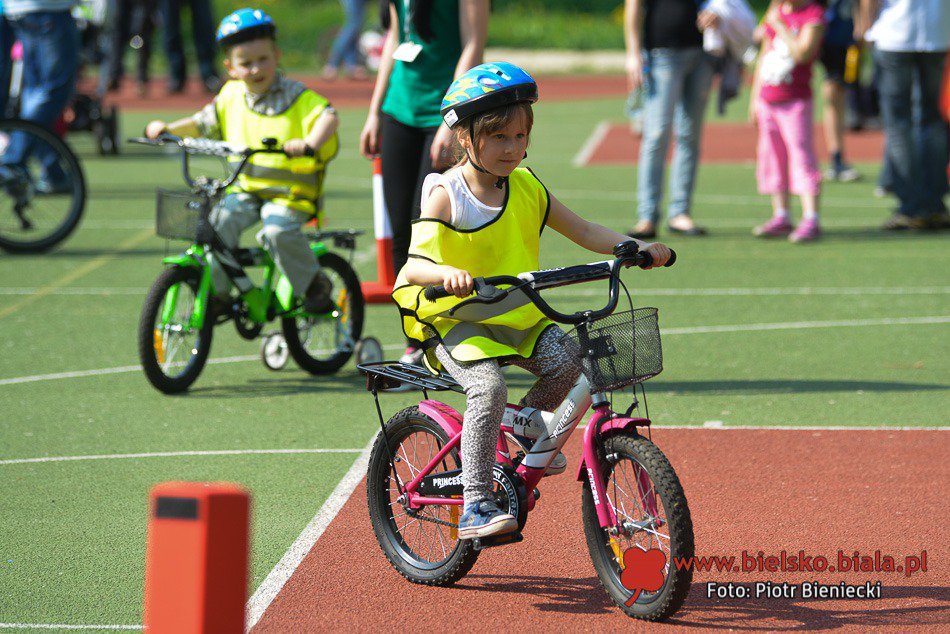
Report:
457,500,517,540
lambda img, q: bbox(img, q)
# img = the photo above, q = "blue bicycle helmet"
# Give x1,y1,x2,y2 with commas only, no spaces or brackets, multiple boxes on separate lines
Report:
440,62,538,128
216,8,276,47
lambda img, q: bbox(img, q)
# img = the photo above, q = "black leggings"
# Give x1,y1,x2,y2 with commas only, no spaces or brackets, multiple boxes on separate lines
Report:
380,113,439,277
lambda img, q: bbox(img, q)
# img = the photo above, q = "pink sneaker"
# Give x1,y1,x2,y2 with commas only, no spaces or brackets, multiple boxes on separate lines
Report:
753,216,794,238
789,218,822,243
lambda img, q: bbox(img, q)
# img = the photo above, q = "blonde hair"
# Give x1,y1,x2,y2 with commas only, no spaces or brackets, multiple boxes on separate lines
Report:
453,102,534,166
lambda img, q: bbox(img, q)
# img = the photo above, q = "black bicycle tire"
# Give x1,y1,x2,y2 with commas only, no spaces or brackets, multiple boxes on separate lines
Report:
282,251,364,374
137,266,214,394
0,118,86,253
581,432,694,621
367,406,479,586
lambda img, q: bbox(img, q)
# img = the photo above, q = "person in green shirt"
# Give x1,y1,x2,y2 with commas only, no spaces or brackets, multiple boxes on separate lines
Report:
359,0,489,365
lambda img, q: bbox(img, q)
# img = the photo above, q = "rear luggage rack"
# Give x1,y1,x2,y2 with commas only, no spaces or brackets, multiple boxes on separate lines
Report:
357,361,464,394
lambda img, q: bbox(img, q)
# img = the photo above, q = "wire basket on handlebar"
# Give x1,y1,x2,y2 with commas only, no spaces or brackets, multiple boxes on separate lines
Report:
567,307,662,392
155,188,211,242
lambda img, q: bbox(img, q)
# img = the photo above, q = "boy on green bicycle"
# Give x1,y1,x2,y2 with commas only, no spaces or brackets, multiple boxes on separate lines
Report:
145,8,339,314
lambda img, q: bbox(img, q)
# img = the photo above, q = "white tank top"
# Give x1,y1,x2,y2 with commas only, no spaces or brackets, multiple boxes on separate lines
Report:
421,167,502,230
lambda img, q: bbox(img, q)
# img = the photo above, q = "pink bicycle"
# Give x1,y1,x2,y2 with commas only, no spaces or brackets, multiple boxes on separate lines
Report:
360,248,694,620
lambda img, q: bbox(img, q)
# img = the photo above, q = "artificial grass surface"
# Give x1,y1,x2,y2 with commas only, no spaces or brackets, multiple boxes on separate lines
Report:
0,95,945,625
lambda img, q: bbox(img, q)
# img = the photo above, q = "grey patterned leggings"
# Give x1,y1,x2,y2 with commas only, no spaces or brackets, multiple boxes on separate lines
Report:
434,326,582,506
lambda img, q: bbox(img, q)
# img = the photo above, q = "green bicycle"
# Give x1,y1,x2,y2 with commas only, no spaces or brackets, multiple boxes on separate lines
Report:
132,134,382,394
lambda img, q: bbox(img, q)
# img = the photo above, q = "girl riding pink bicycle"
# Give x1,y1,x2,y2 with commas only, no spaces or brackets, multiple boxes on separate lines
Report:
360,64,692,621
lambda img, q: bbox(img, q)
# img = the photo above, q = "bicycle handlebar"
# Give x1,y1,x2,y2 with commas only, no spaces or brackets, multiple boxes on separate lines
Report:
421,248,676,325
127,133,315,191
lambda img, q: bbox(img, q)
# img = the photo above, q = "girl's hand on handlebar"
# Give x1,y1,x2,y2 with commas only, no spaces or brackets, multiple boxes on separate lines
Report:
640,241,672,269
282,138,310,157
145,120,168,140
441,266,474,298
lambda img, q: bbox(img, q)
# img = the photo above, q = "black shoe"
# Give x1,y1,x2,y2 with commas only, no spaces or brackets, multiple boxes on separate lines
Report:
881,212,928,231
167,79,185,95
303,271,334,314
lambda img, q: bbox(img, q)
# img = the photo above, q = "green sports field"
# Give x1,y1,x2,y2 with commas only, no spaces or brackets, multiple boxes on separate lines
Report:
0,96,947,629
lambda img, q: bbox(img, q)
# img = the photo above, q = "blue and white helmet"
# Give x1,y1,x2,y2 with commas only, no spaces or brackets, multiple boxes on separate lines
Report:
216,8,276,46
440,62,538,128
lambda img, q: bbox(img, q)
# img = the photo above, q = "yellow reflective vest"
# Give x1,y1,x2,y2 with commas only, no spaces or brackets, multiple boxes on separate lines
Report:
392,167,553,370
216,80,338,215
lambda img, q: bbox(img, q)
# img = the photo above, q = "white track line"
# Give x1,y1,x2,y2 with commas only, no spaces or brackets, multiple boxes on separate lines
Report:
2,317,947,387
0,625,139,631
0,448,364,466
572,120,611,167
245,434,376,630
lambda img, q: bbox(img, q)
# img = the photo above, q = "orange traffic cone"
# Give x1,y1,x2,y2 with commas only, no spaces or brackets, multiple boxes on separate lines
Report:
361,157,396,303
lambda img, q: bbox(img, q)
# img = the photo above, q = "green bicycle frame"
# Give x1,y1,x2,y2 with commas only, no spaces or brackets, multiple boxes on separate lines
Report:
158,241,332,330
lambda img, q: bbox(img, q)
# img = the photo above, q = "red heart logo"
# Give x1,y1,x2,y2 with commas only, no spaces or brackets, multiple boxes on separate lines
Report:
620,547,667,606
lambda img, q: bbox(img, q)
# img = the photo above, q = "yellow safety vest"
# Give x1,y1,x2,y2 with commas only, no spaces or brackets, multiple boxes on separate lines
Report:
216,80,339,215
392,167,553,370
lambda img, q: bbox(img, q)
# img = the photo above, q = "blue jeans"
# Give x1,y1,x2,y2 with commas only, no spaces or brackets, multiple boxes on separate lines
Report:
327,0,364,68
2,10,78,176
874,49,948,216
637,47,714,224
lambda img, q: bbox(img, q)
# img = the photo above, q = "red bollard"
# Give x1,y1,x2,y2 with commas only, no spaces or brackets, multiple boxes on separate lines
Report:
361,156,396,303
143,482,250,634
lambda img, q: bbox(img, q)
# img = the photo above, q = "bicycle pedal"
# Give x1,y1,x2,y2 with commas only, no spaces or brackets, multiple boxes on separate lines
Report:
472,531,523,551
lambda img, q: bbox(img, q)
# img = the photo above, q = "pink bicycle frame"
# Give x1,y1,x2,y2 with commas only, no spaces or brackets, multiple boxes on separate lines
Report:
400,376,654,530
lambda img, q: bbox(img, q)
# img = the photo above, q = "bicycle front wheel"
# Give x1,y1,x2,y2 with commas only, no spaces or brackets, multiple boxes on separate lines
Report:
0,119,86,253
138,266,214,394
582,432,694,621
366,406,479,586
282,251,364,374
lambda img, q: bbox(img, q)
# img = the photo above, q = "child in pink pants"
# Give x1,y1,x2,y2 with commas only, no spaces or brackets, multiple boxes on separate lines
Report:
750,0,827,242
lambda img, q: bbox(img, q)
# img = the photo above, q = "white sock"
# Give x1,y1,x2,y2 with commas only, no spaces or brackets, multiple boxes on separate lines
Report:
774,208,790,219
802,209,819,221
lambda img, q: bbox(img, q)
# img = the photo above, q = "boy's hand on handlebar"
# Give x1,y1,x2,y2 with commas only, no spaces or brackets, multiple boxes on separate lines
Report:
145,120,168,140
282,138,310,157
441,267,474,298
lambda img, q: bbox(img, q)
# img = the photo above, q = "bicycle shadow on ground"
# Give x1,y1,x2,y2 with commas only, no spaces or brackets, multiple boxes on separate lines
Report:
454,573,615,615
668,584,950,630
184,372,372,398
642,379,947,395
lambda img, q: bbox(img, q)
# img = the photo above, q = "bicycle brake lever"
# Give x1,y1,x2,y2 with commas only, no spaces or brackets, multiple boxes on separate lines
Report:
474,279,507,302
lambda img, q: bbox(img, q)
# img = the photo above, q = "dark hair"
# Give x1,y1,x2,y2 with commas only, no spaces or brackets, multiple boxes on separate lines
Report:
380,0,434,42
220,24,276,55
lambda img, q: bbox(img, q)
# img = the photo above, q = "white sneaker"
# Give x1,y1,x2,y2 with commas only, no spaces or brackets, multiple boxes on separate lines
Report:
399,346,424,366
545,451,568,476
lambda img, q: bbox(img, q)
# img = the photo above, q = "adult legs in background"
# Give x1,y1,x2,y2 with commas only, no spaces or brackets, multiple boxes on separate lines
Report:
633,47,710,237
3,11,79,181
159,0,185,92
99,0,133,94
876,49,949,227
667,48,713,233
324,0,366,79
379,113,437,352
187,0,218,90
379,113,437,278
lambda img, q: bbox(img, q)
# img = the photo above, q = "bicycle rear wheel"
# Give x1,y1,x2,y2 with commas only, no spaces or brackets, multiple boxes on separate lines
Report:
282,251,364,374
0,119,85,253
366,406,479,586
582,432,694,620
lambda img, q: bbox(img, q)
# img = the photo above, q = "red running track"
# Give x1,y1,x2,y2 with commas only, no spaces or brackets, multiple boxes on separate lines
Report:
253,429,948,632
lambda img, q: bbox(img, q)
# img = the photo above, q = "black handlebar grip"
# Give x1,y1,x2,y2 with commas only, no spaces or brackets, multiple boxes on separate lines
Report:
423,285,451,301
636,248,677,269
